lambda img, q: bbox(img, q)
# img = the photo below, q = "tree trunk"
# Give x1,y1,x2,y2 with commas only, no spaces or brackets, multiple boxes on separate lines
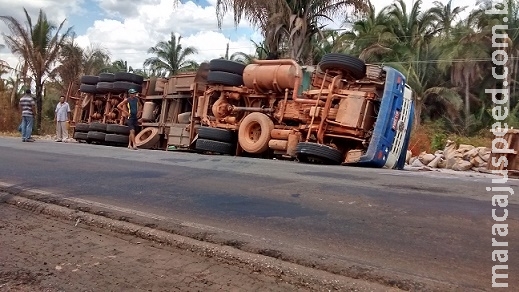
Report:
464,73,470,123
35,81,43,134
10,76,19,107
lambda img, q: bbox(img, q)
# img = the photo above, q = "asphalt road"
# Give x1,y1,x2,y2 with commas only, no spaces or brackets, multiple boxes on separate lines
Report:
0,136,517,291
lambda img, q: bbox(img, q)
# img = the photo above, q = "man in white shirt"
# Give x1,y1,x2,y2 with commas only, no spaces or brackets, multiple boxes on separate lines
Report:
54,95,71,142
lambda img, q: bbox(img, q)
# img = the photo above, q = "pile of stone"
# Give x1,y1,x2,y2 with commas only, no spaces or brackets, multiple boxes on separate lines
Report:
406,140,491,172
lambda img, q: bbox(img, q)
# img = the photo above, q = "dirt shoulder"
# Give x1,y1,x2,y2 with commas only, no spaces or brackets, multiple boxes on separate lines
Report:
0,203,309,292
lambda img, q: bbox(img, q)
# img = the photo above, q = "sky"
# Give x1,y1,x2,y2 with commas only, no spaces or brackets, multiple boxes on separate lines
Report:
0,0,477,74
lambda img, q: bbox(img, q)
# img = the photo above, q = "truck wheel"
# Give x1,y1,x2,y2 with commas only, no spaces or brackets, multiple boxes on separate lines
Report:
80,84,97,94
238,112,274,154
112,81,142,94
198,126,233,142
105,133,129,144
80,75,99,85
114,72,144,84
96,82,113,93
209,59,246,75
89,122,107,132
87,131,106,141
295,142,343,165
318,53,366,80
74,123,89,133
106,124,130,135
207,71,244,87
73,132,88,141
195,138,232,154
98,73,115,82
135,127,160,149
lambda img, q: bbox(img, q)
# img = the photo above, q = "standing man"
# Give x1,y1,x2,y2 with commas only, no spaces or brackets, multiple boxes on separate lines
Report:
117,88,140,150
54,95,71,142
19,89,36,142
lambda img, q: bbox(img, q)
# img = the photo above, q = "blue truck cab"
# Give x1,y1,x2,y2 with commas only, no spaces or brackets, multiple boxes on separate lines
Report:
355,66,414,170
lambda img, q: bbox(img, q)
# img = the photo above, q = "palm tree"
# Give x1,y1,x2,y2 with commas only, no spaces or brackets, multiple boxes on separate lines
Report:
102,59,133,73
438,21,490,124
215,0,369,64
143,33,198,77
429,0,467,38
340,0,393,61
55,38,110,93
1,8,73,132
380,0,463,128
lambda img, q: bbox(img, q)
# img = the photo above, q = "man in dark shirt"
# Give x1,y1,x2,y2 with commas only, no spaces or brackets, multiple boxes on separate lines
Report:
117,88,140,150
18,89,36,142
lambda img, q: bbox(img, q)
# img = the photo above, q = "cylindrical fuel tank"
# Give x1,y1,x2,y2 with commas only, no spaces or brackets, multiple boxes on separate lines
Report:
243,64,299,93
142,101,157,121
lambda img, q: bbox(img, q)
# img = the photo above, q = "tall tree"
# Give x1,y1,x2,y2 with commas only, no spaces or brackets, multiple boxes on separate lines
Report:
215,0,369,64
0,8,73,132
143,33,199,77
55,38,110,93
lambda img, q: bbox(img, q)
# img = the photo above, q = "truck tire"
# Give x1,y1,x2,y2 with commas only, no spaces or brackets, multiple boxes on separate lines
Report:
106,124,130,135
135,127,160,149
195,138,232,154
198,126,233,142
207,71,244,87
295,142,343,165
80,75,99,85
98,73,115,82
114,72,144,84
319,53,366,80
73,132,88,141
80,84,97,94
87,131,106,141
105,133,129,144
96,82,113,93
74,123,89,133
209,59,246,75
112,81,142,93
238,112,274,154
89,122,107,132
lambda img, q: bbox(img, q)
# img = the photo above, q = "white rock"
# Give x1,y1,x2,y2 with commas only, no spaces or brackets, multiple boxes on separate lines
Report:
427,154,443,168
419,153,436,165
406,150,412,164
411,159,425,167
451,160,473,171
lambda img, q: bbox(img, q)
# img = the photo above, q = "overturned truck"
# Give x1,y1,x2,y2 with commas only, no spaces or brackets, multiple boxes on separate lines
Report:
190,53,415,169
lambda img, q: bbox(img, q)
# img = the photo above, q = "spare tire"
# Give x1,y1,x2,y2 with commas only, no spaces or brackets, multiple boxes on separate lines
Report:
135,127,160,149
80,84,97,94
80,75,99,85
319,53,366,80
295,142,343,165
237,112,274,154
96,82,113,93
114,72,144,84
112,81,142,93
74,123,90,132
106,124,130,135
209,59,246,75
99,73,115,82
207,71,244,87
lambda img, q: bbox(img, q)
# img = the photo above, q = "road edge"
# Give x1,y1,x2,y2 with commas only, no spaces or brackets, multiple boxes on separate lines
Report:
0,189,402,292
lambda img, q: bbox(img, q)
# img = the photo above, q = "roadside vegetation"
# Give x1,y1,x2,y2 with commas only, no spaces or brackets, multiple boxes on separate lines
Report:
0,0,517,153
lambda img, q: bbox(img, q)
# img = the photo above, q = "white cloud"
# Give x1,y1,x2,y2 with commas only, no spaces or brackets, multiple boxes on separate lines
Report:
76,0,257,70
0,0,83,78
